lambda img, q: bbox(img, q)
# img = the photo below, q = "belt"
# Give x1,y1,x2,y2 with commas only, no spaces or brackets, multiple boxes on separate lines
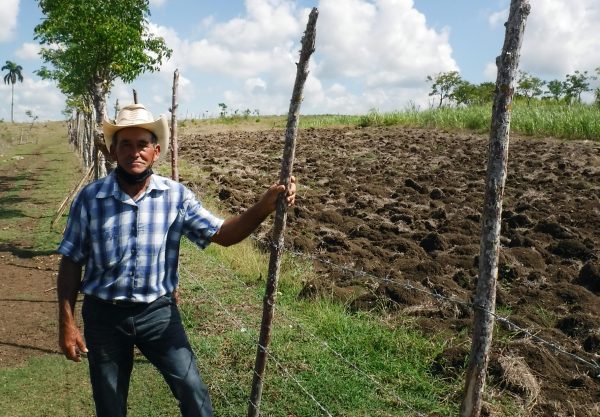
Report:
85,294,149,307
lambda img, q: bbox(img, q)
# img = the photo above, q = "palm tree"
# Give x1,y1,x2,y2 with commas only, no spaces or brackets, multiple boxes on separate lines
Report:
2,61,24,123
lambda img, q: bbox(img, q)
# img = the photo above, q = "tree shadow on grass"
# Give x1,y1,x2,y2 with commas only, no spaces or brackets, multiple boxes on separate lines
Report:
0,341,60,355
0,243,57,258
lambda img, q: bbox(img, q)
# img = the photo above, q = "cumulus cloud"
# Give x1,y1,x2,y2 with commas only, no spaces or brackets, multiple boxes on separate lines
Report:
490,0,600,79
317,0,457,87
148,0,456,115
0,76,64,122
0,0,19,42
15,42,40,60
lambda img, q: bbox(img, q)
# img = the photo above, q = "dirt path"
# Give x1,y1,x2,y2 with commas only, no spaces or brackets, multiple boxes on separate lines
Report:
0,251,61,367
0,133,77,368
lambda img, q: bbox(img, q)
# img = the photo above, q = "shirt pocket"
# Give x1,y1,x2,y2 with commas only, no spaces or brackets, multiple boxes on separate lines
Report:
91,225,126,270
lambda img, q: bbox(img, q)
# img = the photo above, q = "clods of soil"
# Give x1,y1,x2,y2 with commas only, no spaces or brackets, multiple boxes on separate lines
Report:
180,125,600,416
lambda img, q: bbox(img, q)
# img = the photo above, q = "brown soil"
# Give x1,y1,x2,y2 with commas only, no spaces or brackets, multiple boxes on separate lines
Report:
179,125,600,416
0,251,62,367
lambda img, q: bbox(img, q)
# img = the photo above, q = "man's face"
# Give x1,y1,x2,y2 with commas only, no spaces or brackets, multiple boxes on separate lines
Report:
110,127,161,175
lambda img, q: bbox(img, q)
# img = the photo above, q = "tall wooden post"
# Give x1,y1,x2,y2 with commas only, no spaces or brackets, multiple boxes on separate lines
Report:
133,89,138,104
460,1,530,416
247,8,318,417
170,69,180,182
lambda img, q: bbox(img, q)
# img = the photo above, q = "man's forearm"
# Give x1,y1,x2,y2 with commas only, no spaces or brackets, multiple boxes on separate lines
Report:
57,256,82,324
212,202,273,247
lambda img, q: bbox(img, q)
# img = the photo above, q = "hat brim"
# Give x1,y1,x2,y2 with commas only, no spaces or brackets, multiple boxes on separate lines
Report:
103,116,169,152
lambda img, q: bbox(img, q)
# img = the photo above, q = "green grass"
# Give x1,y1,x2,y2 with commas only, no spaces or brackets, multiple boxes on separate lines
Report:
295,102,600,141
0,121,81,254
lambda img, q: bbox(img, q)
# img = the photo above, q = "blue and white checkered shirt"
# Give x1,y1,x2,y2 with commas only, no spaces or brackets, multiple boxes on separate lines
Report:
58,172,224,303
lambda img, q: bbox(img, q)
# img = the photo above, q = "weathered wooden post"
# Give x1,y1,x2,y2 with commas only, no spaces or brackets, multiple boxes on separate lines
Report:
460,1,530,416
247,8,318,417
170,69,180,182
133,89,138,104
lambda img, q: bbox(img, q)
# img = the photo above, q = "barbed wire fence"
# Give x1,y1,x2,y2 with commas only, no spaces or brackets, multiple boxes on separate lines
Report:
177,238,600,416
281,244,600,376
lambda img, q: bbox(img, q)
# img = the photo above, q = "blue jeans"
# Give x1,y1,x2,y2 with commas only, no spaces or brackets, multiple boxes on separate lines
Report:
82,294,214,417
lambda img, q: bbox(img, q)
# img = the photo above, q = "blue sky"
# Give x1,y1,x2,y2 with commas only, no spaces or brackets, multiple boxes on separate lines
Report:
0,0,598,121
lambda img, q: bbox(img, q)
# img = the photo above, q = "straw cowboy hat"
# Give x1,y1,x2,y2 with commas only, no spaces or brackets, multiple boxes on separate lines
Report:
103,103,169,151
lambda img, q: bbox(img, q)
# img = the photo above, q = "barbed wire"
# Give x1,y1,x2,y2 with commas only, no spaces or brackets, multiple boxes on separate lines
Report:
185,255,428,416
275,242,600,377
180,265,333,416
177,298,250,413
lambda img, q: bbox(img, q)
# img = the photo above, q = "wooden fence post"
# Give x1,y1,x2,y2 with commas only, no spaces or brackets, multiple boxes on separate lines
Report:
247,8,318,417
170,69,180,182
460,1,530,416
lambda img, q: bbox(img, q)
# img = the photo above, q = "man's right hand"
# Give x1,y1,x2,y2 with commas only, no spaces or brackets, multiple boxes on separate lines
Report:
59,321,88,362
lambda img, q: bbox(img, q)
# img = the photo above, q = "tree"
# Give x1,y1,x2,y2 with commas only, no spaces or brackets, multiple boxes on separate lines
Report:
426,71,463,108
452,80,477,106
34,0,171,176
545,79,565,102
516,70,545,105
2,61,24,123
564,70,591,103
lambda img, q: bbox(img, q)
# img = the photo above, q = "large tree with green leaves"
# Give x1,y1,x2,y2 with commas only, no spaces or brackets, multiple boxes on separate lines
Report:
34,0,171,174
2,61,24,123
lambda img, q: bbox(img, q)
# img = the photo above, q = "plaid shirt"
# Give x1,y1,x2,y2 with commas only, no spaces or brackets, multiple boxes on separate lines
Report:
58,172,224,303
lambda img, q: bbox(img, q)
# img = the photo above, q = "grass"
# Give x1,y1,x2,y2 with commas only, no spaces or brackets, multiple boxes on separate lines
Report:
176,101,599,141
296,102,600,141
0,121,81,254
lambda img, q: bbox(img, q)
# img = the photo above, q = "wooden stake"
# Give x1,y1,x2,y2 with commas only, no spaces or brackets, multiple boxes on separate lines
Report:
170,69,180,182
50,165,94,231
460,2,530,416
247,8,318,417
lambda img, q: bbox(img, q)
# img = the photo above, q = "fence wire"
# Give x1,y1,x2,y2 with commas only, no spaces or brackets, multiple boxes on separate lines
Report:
278,243,600,377
180,265,335,417
184,259,428,416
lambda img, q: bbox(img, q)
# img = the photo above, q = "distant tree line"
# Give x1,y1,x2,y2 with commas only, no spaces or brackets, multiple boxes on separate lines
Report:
426,67,600,108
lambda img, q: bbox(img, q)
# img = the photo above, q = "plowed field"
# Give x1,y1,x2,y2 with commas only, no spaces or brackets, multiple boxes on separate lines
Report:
180,125,600,416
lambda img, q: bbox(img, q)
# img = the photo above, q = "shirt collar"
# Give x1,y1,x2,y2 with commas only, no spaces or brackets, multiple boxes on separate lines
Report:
96,171,169,202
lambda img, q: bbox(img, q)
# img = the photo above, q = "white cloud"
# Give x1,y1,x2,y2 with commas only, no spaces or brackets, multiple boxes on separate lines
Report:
483,62,497,81
0,0,19,42
150,0,168,7
488,8,508,28
510,0,599,79
148,0,457,115
317,0,457,87
0,76,64,122
15,42,40,60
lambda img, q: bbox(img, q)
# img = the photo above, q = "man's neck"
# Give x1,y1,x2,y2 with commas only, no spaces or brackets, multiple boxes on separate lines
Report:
116,173,152,200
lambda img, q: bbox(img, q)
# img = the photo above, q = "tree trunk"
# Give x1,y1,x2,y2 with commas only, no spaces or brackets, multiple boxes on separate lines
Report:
247,8,318,417
170,69,180,182
460,2,530,417
10,83,14,123
92,78,112,178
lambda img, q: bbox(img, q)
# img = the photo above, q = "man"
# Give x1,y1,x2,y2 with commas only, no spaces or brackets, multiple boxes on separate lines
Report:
57,103,296,417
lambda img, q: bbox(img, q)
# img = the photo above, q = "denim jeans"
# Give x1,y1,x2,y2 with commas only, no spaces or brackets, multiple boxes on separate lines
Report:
82,294,214,417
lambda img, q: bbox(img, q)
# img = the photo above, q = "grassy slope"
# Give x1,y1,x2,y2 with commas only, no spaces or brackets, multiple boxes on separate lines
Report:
0,120,527,416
